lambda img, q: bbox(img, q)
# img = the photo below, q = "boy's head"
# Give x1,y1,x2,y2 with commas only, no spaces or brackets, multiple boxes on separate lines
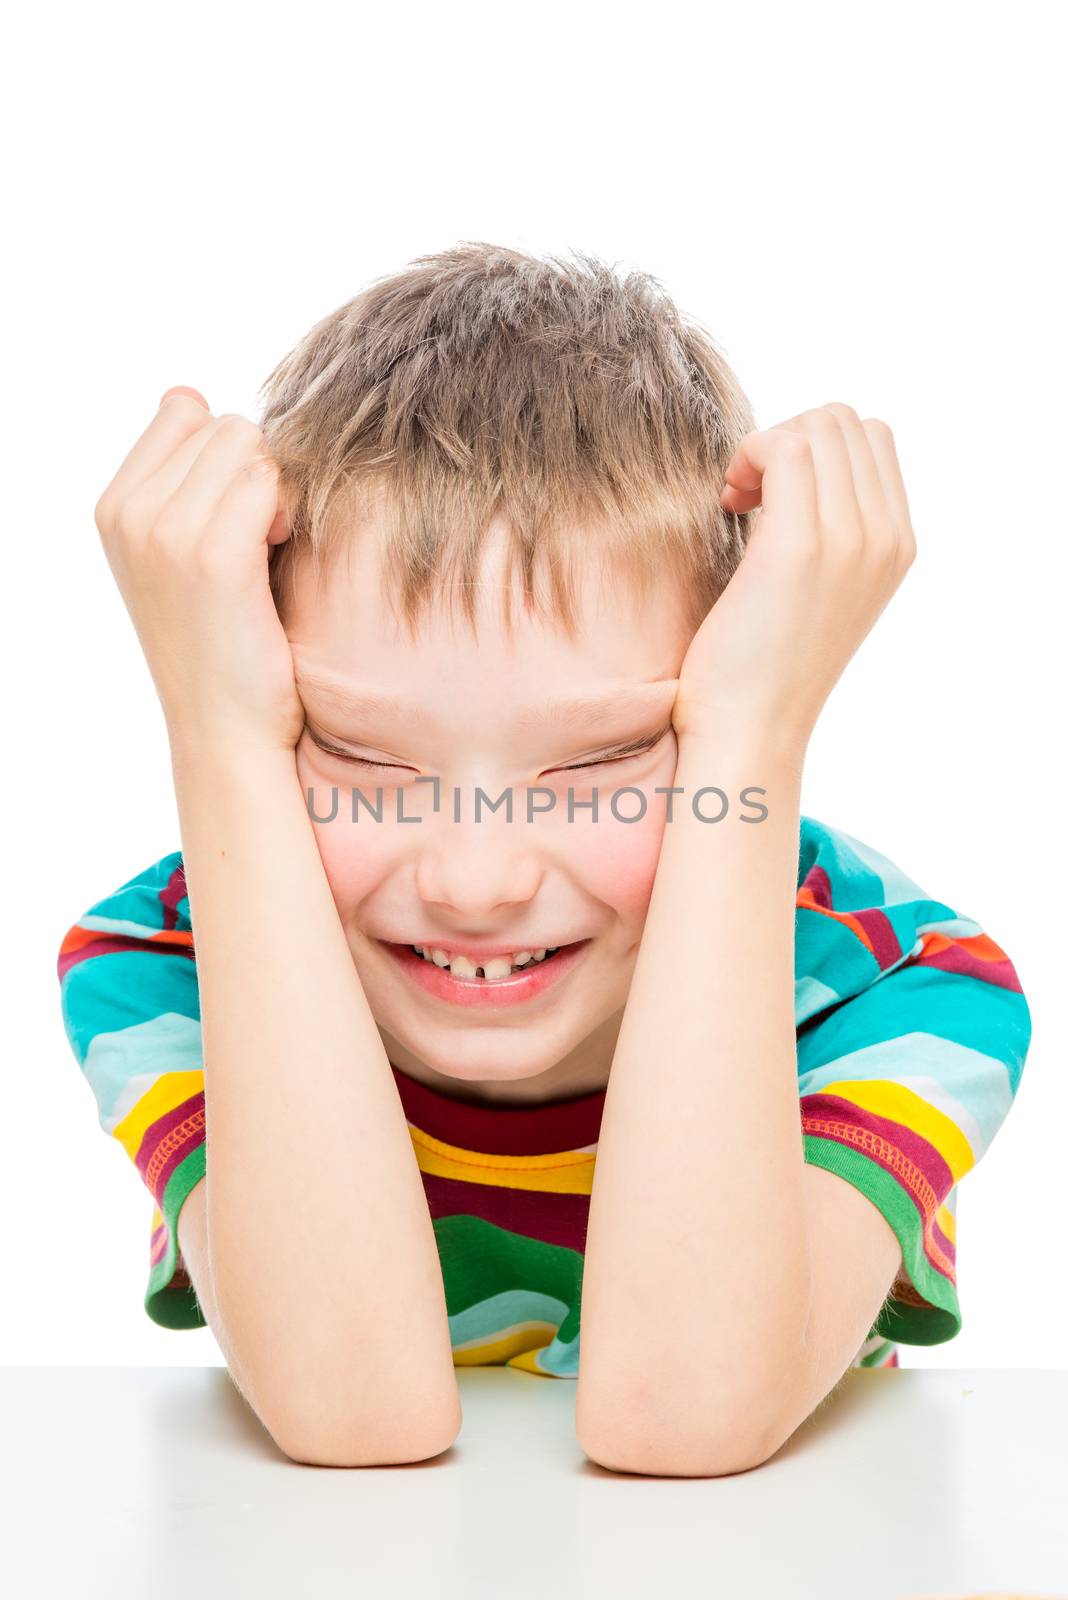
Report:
257,242,756,1106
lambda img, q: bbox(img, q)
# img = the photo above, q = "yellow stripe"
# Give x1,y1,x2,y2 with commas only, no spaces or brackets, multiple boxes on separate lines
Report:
407,1125,595,1194
112,1070,205,1162
506,1346,560,1376
452,1323,559,1366
818,1077,968,1243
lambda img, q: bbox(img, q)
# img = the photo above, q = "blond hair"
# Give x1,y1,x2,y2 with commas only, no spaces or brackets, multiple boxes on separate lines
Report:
257,241,756,641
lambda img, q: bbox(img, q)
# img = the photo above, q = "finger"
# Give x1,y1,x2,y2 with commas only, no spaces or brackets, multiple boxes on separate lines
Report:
821,402,891,536
718,426,820,548
719,476,762,514
99,392,213,519
863,419,915,542
265,487,293,546
786,408,861,547
155,419,276,549
159,385,210,410
134,411,231,511
200,454,283,556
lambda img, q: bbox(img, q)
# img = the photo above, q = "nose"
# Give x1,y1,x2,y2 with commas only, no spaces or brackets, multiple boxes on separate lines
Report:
414,806,545,924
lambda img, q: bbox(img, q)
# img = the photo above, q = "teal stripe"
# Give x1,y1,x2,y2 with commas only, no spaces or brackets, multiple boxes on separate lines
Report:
797,965,1030,1087
449,1289,570,1350
60,948,200,1065
84,1013,204,1126
798,1031,1013,1153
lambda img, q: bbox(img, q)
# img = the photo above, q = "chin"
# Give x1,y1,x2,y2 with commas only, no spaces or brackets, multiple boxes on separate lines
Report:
405,1038,562,1084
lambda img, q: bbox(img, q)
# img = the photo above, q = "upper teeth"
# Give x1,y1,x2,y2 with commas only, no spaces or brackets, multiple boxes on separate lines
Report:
413,946,559,979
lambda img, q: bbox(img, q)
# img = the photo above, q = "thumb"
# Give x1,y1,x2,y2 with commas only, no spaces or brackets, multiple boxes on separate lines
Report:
159,384,210,410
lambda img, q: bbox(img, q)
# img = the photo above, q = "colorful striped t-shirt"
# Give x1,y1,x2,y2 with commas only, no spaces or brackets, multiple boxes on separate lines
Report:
56,815,1031,1375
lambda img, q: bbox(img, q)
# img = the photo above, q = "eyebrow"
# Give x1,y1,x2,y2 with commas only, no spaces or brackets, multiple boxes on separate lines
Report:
296,671,679,731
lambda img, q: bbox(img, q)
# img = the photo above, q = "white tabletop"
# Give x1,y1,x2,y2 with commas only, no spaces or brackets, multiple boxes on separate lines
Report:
3,1365,1064,1598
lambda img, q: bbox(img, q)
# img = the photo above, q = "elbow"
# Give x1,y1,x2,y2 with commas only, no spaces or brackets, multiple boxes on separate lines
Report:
578,1417,784,1478
267,1394,462,1468
576,1386,789,1478
238,1369,463,1469
270,1407,461,1469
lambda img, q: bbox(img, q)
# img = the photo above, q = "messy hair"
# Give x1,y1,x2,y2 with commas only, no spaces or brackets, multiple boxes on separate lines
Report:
257,241,756,642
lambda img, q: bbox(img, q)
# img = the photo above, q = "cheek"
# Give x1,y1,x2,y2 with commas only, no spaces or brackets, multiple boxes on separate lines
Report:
298,751,387,915
556,747,678,920
562,807,666,922
311,817,384,916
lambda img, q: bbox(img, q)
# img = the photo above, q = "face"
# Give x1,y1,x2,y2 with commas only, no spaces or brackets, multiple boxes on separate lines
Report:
283,514,696,1108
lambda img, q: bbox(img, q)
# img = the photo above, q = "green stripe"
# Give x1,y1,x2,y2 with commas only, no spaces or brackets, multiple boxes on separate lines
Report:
434,1214,585,1345
144,1142,208,1329
804,1135,961,1345
857,1339,894,1367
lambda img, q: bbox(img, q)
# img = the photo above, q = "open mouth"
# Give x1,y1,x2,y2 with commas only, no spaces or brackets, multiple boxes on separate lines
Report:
378,938,592,1007
407,944,567,979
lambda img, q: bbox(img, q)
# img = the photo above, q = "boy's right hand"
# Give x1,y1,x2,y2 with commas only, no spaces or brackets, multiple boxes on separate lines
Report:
94,388,306,756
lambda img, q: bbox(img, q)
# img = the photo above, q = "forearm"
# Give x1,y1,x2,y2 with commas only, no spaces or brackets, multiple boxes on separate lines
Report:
576,733,810,1470
170,736,460,1457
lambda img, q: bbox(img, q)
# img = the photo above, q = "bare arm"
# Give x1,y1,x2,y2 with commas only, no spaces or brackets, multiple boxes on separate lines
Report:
575,739,812,1473
170,738,461,1466
575,407,916,1475
93,388,460,1466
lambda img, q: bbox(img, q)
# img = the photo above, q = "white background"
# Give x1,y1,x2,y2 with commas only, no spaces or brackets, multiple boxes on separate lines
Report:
4,0,1062,1369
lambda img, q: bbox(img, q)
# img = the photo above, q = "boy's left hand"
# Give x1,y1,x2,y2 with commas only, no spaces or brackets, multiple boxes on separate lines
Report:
673,402,916,754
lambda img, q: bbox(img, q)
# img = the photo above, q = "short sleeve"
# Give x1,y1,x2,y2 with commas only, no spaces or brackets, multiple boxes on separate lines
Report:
794,817,1032,1347
56,852,208,1329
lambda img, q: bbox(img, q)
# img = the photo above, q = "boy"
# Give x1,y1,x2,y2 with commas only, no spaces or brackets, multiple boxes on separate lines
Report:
57,242,1031,1475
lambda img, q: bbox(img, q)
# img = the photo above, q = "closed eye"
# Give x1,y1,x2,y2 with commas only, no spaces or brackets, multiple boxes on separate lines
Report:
343,755,412,772
548,728,672,772
304,725,672,773
309,745,414,773
303,726,415,771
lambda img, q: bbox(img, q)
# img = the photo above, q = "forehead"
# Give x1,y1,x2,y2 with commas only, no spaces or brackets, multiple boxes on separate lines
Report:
282,515,695,708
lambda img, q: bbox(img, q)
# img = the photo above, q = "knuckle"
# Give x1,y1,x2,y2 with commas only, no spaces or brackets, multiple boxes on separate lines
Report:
800,407,838,432
93,489,116,535
114,486,155,540
238,453,278,483
216,412,264,445
871,533,901,570
868,518,899,549
777,431,812,462
823,401,861,425
862,417,894,444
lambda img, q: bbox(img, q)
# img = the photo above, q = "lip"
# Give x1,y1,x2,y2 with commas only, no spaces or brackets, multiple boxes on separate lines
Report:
377,938,593,1009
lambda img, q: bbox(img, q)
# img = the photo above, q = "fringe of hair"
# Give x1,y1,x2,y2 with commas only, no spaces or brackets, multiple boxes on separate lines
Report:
256,241,756,642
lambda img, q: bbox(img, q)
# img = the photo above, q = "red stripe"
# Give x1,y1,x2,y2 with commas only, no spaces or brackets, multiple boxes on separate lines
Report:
802,1091,957,1282
420,1170,592,1251
849,908,903,970
160,861,189,933
801,864,833,908
391,1063,605,1155
57,932,194,981
135,1092,206,1204
915,941,1023,993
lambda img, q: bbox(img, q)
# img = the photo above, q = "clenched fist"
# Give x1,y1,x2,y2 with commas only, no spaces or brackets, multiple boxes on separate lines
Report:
673,402,917,755
94,387,304,756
